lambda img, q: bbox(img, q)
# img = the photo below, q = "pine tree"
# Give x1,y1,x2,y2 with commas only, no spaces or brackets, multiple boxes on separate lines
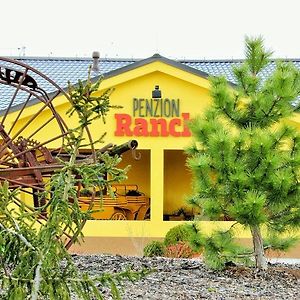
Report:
186,37,300,270
0,72,146,299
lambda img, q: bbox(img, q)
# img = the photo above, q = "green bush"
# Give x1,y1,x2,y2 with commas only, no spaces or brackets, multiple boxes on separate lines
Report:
143,241,165,257
164,223,195,247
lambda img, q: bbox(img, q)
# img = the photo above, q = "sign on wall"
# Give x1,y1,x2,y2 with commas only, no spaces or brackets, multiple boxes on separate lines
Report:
114,86,191,137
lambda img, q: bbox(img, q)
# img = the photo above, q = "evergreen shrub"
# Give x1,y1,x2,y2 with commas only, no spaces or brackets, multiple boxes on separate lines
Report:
164,224,195,247
143,241,165,257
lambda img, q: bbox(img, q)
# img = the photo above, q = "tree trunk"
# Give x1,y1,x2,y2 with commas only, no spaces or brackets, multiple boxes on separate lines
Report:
250,225,267,270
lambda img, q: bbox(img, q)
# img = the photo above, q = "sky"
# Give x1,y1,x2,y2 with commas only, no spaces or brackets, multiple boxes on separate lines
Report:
1,0,300,60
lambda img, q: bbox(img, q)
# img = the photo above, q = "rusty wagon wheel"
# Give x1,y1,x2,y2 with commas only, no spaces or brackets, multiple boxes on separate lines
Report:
0,57,97,249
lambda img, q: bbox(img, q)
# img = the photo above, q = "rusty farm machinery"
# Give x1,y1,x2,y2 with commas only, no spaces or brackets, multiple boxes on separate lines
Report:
0,57,149,248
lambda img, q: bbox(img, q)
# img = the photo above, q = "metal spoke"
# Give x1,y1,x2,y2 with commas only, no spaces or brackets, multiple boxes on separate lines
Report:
2,132,70,164
0,68,28,126
0,91,63,158
9,90,65,142
7,93,32,135
26,115,56,140
0,176,45,191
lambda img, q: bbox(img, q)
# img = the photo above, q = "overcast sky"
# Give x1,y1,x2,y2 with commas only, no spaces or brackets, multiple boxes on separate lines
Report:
1,0,300,60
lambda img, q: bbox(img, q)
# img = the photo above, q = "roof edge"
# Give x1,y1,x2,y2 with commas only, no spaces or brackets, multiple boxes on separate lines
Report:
92,53,213,83
4,54,300,63
2,56,139,62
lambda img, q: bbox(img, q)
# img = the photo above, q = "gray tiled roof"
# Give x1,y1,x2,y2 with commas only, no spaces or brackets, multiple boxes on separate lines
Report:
16,57,135,87
182,59,300,84
182,60,242,83
0,57,135,111
1,55,300,112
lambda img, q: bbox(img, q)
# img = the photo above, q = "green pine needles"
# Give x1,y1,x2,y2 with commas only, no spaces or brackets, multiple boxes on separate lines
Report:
186,37,300,270
0,71,147,299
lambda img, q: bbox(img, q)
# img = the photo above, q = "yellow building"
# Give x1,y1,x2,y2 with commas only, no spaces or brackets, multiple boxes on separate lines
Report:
0,54,299,256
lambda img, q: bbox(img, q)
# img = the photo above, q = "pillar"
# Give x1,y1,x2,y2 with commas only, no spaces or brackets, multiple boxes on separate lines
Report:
150,147,164,222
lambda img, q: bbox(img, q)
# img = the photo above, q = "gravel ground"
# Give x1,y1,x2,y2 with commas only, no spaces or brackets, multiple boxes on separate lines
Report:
72,254,300,300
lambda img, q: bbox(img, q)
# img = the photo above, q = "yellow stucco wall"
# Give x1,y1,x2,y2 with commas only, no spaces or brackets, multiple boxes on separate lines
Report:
5,59,300,241
117,150,151,198
164,150,193,215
